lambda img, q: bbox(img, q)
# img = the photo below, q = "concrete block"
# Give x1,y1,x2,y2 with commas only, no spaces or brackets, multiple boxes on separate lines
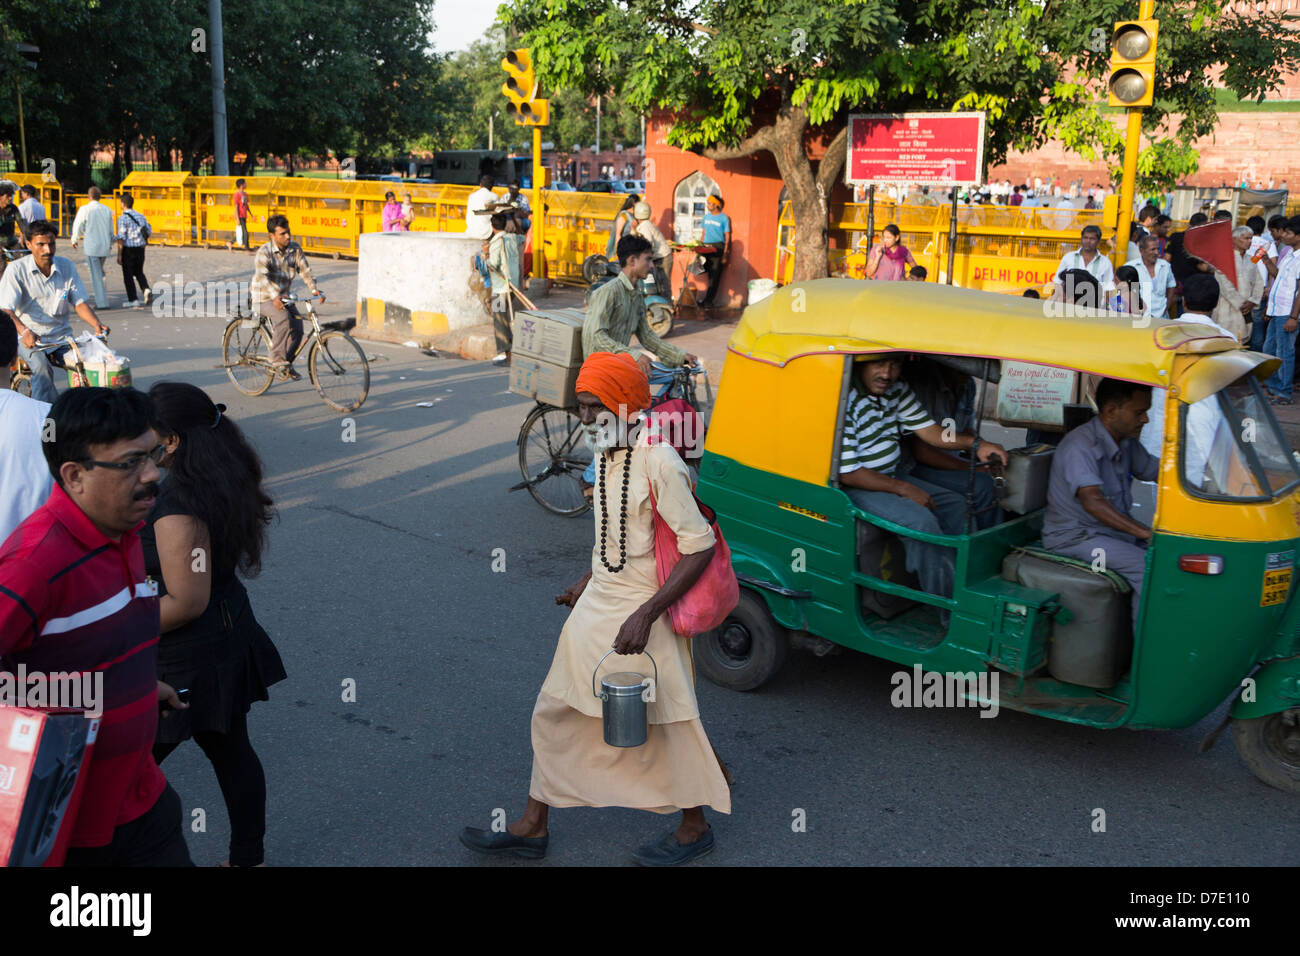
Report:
356,231,489,342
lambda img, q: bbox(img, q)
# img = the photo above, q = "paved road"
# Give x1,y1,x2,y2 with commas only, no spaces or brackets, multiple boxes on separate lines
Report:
57,246,1299,866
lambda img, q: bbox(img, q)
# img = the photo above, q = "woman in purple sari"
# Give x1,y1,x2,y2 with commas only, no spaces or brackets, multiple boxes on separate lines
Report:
866,224,916,281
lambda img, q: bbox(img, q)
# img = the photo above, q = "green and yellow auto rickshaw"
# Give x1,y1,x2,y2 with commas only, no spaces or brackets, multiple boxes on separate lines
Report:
694,279,1300,793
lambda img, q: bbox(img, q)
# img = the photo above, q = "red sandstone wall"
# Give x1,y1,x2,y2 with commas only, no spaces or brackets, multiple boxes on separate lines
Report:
989,112,1300,189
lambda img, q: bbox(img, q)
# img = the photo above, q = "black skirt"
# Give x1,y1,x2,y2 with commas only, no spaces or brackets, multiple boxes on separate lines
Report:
155,578,287,746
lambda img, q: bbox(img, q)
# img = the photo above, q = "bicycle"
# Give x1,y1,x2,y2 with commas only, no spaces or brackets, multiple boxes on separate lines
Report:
221,292,370,413
512,362,712,517
9,332,111,396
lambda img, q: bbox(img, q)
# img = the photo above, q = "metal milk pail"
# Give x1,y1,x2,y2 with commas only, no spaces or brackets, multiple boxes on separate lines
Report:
592,649,658,748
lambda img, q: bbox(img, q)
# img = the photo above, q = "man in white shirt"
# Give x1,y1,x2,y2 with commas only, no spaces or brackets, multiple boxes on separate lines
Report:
464,174,497,241
17,185,46,225
464,174,497,290
1125,235,1176,320
70,187,115,310
0,319,53,544
1222,225,1265,339
1139,274,1237,483
1262,215,1300,403
1055,225,1116,300
0,220,109,404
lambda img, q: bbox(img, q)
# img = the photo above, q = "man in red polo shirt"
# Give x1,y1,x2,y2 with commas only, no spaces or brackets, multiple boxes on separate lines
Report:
0,386,192,866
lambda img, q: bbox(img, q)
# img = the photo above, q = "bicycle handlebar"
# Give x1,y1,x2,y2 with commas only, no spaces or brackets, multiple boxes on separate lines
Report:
27,331,108,353
280,292,324,303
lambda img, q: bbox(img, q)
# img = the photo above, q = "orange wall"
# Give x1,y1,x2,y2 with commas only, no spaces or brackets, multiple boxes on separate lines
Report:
644,111,786,306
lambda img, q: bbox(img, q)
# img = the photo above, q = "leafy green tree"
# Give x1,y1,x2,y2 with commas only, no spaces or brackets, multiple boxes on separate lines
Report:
0,0,447,185
503,0,1300,281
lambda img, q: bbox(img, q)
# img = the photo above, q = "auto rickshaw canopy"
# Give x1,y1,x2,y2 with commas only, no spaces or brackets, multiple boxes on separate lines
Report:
729,279,1277,391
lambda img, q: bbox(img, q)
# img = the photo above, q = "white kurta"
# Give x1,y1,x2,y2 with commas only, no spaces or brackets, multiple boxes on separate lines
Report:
530,437,731,814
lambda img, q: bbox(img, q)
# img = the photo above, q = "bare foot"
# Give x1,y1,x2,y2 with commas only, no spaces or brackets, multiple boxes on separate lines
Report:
507,818,547,839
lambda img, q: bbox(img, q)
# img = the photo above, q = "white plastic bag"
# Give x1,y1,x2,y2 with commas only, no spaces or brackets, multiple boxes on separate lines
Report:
72,332,128,368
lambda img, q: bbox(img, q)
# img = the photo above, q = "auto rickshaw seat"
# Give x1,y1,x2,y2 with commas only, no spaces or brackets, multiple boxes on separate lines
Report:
1001,546,1133,688
856,519,920,619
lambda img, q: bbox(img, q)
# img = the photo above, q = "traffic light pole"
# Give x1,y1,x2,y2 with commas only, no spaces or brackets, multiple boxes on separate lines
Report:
1113,0,1156,269
1113,108,1143,269
533,125,545,287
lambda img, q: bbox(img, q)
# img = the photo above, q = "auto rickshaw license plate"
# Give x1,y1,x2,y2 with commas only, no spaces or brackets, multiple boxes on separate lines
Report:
1261,551,1294,607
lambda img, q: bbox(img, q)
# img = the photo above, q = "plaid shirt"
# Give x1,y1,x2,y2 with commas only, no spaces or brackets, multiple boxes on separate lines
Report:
115,210,151,247
250,239,318,311
581,272,686,366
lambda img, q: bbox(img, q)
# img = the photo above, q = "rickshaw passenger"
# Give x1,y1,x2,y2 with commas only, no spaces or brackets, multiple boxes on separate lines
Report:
900,357,1001,530
1041,378,1158,622
839,355,1007,601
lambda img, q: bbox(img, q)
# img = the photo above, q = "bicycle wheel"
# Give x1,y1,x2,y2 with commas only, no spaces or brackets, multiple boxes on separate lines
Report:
518,405,593,517
309,331,370,412
222,319,274,396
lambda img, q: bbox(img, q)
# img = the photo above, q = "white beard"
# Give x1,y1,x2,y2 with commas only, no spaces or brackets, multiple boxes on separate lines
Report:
584,423,619,454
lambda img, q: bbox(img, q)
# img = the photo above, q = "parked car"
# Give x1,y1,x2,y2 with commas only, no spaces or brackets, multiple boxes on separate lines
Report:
615,180,645,194
549,181,576,191
577,180,617,193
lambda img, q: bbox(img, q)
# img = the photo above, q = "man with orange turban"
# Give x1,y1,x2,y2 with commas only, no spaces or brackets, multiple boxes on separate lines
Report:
461,352,731,866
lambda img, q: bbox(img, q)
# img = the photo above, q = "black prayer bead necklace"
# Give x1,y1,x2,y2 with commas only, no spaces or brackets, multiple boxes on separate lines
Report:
598,448,631,573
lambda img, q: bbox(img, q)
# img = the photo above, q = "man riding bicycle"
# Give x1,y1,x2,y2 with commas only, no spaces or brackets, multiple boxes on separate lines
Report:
579,234,699,492
582,234,698,376
249,214,325,381
0,219,109,403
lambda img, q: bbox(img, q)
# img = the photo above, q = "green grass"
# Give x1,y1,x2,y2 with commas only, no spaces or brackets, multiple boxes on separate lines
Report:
1101,91,1300,114
1214,89,1300,112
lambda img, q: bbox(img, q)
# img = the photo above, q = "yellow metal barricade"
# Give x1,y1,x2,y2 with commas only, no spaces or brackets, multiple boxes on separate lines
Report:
540,192,628,282
194,176,276,248
7,173,64,235
116,172,195,246
776,200,1115,294
265,179,366,257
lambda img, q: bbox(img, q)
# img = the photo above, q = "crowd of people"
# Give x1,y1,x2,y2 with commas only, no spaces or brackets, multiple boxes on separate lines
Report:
0,196,349,867
0,348,284,864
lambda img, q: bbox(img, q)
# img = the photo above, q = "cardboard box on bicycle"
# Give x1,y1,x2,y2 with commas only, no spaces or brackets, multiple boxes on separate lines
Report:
510,309,585,367
509,355,580,408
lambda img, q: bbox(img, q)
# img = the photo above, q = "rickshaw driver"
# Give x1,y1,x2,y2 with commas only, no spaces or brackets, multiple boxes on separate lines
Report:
839,354,1007,602
1041,378,1158,623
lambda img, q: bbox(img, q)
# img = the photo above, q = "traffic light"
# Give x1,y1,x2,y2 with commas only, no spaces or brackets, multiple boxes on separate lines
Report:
501,48,550,126
1107,19,1158,108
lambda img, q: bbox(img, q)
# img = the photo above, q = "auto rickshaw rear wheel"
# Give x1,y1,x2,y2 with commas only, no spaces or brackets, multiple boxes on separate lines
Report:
694,588,788,692
1231,709,1300,794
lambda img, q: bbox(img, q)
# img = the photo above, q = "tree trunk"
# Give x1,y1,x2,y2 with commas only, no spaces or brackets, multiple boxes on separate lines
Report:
703,101,850,282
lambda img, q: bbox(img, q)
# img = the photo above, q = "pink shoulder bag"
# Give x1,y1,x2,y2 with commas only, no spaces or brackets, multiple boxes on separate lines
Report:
647,482,739,638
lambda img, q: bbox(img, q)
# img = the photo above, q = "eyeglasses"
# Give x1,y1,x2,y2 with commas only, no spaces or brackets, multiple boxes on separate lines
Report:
80,443,166,473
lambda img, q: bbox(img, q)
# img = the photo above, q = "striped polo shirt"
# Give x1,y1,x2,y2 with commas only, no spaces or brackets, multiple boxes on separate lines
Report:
0,483,166,847
839,382,936,477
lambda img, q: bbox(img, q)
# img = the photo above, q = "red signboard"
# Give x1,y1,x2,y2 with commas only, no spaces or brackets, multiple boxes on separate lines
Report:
846,112,986,187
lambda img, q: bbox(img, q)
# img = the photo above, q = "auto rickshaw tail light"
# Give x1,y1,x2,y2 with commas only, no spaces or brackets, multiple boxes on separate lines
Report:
1178,554,1224,575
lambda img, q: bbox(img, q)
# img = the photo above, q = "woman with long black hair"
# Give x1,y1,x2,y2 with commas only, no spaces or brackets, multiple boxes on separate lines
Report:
140,381,286,867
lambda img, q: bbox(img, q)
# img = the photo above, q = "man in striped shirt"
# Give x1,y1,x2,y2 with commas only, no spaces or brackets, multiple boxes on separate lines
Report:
839,355,1006,602
0,387,192,865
